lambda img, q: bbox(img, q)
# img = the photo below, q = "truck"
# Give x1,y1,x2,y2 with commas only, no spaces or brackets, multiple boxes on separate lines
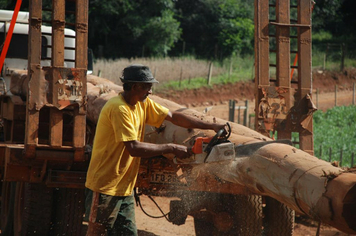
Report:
0,1,89,235
1,0,355,235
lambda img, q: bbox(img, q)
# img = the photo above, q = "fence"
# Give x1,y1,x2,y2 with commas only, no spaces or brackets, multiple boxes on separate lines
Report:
313,42,356,71
317,146,355,168
314,83,356,109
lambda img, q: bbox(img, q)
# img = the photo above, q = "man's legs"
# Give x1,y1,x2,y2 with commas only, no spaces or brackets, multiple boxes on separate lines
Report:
108,194,137,236
85,189,137,236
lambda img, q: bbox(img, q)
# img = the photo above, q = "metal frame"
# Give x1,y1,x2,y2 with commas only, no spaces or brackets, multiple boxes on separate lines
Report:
25,0,88,162
254,0,314,155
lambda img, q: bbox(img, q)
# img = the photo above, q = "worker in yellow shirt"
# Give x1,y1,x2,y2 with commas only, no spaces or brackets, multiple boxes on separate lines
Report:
85,64,225,235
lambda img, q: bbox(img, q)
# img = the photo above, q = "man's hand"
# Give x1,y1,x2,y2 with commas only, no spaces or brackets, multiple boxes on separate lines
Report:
170,144,193,160
211,123,227,133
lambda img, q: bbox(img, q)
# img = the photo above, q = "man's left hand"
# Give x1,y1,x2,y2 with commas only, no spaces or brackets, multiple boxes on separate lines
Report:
212,123,227,133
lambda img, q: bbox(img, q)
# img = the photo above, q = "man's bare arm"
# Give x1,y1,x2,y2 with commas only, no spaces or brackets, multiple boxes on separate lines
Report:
124,140,190,160
165,111,225,132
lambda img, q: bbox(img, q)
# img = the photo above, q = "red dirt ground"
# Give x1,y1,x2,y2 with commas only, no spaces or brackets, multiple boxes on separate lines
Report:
156,68,356,108
136,68,356,236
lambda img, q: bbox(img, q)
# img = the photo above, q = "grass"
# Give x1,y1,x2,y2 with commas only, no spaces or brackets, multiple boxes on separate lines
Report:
93,57,226,87
93,55,255,91
93,52,356,92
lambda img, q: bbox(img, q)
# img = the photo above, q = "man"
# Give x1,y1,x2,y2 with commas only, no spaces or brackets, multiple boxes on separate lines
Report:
85,64,225,235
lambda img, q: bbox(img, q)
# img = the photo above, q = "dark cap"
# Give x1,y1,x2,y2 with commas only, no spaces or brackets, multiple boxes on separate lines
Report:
120,64,159,83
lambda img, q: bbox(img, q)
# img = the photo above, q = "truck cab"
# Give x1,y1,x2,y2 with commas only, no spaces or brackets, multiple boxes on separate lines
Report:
0,9,76,95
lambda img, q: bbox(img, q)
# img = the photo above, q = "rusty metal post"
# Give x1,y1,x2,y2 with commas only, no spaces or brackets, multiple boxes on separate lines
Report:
274,0,291,140
297,0,313,155
74,0,89,160
52,0,65,67
275,0,291,88
75,0,88,69
49,0,66,147
25,0,42,157
254,0,269,134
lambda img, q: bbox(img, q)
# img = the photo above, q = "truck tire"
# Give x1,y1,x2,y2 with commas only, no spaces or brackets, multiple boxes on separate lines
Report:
13,183,53,236
194,214,215,236
193,193,263,236
0,181,15,236
263,197,295,236
235,194,263,236
49,188,86,236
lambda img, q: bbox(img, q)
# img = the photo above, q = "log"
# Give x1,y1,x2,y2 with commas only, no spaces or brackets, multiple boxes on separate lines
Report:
86,75,356,234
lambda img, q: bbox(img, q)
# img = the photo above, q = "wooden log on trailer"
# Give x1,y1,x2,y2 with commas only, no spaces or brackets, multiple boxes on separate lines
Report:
86,74,356,235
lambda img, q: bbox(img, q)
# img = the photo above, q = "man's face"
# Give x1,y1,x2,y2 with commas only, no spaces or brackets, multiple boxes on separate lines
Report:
135,83,153,102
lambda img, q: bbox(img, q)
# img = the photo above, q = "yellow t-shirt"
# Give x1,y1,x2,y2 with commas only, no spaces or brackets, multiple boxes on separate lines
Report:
85,94,169,196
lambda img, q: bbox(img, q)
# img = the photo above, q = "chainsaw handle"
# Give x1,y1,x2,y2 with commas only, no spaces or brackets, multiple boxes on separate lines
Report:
204,122,231,154
225,122,231,139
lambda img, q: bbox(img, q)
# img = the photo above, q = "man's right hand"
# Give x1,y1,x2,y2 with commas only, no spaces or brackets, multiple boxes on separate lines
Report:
171,144,193,160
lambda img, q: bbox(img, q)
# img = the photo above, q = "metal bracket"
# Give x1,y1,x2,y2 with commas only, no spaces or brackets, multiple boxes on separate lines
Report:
270,22,311,28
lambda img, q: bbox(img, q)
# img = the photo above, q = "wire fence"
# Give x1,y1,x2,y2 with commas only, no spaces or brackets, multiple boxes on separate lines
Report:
316,146,355,168
313,42,356,70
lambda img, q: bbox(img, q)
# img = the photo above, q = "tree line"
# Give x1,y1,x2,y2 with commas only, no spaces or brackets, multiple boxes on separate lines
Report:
1,0,355,60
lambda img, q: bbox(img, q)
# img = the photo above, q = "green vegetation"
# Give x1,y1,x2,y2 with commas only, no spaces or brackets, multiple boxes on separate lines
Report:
156,55,254,91
1,0,356,62
313,106,356,167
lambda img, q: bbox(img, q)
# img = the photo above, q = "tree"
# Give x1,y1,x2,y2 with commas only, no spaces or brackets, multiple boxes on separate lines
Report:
312,0,343,35
88,0,181,58
172,0,254,60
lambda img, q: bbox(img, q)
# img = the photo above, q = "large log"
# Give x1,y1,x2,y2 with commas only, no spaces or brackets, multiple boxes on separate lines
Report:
87,75,356,234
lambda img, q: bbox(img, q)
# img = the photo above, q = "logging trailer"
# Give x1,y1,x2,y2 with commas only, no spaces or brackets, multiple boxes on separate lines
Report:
1,0,355,235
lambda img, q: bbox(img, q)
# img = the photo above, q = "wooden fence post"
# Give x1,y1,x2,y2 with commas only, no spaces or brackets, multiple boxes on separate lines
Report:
179,67,183,87
237,106,241,124
207,62,213,85
316,88,319,108
249,114,255,129
228,100,235,122
244,100,248,127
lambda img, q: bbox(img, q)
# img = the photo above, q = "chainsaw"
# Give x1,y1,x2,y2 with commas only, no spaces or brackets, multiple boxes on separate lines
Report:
174,122,293,164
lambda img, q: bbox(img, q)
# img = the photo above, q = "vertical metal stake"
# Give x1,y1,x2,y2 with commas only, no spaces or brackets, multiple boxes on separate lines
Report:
244,100,248,126
228,100,235,122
